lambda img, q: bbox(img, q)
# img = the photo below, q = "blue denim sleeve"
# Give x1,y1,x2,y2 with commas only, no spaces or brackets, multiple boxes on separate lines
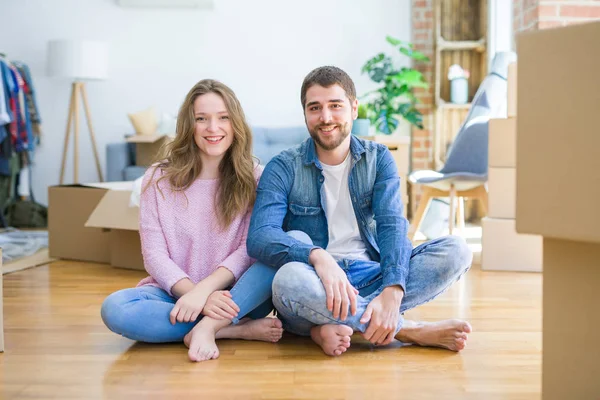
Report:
247,155,320,267
372,147,412,292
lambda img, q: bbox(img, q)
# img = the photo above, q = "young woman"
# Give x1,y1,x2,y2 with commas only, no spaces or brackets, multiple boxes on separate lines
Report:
101,79,283,362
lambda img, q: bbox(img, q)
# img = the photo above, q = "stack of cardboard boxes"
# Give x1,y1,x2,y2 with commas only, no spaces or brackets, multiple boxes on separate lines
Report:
516,22,600,399
481,61,543,272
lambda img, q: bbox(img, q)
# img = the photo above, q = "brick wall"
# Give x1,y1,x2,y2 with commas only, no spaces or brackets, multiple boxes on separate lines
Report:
514,0,600,32
514,0,539,33
411,0,435,174
410,0,435,213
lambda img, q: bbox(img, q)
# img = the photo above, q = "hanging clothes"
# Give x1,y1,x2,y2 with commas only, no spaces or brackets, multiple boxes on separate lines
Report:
0,58,15,177
0,61,10,126
14,62,41,147
0,58,17,150
0,57,41,155
0,55,42,227
7,63,30,154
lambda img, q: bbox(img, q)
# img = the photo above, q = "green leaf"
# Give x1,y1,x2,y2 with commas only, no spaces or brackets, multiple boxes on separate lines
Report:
399,47,430,62
385,36,406,46
396,103,411,115
369,67,386,83
404,91,417,103
390,70,429,89
403,109,424,130
411,50,429,61
361,53,385,73
387,116,399,131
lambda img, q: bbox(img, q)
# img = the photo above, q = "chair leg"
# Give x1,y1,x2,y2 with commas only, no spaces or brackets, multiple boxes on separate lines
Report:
409,187,433,241
448,184,456,235
475,185,488,215
456,196,465,235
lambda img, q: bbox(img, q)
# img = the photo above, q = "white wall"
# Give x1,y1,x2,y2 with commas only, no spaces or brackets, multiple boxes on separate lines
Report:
0,0,411,205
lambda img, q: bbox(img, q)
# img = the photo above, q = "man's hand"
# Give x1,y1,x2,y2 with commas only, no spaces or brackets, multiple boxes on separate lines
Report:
310,248,358,321
169,284,211,325
360,286,404,345
202,290,240,320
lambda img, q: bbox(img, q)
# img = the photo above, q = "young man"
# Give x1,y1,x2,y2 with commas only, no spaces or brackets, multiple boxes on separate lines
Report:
247,66,473,357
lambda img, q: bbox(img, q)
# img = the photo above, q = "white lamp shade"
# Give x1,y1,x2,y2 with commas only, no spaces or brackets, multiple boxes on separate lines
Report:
47,40,109,80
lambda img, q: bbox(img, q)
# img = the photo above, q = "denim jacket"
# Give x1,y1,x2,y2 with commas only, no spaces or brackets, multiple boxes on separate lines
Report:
247,135,412,292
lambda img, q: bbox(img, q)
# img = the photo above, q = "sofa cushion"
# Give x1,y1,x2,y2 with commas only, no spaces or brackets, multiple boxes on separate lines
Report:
252,126,308,165
124,166,147,182
128,106,158,135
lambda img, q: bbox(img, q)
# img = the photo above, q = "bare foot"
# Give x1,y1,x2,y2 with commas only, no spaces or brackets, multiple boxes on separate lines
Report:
395,319,472,352
183,321,219,362
310,324,353,356
217,318,283,343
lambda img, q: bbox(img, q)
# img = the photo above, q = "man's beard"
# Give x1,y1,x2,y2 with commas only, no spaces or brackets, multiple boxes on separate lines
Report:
309,122,351,151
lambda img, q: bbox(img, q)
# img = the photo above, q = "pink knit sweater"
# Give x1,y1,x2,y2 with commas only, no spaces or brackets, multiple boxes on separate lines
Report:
136,164,263,296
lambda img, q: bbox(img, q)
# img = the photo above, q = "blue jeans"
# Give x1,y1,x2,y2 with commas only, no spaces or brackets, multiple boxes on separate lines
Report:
101,262,277,343
271,233,473,336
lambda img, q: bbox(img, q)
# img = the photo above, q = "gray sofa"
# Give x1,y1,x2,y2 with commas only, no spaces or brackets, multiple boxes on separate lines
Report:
106,126,310,182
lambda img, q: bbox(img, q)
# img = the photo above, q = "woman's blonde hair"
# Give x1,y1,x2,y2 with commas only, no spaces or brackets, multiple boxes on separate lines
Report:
147,79,256,229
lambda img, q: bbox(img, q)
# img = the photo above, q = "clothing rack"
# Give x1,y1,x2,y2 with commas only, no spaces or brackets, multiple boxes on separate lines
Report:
0,53,43,227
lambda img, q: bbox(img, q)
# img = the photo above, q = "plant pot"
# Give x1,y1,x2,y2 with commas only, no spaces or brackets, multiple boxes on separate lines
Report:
450,77,469,104
352,119,370,136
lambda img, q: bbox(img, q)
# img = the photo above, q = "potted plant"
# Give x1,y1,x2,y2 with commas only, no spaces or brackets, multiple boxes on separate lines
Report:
360,36,430,135
351,103,371,136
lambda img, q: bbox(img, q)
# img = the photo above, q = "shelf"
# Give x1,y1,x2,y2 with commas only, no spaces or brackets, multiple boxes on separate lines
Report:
436,101,472,110
437,37,486,52
432,0,487,169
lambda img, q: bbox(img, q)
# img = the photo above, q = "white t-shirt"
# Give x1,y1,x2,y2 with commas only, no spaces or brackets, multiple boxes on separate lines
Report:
321,154,371,261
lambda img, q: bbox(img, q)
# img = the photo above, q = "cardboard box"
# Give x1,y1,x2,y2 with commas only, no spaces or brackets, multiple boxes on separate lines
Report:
387,143,410,176
488,167,516,219
542,238,600,399
48,185,111,263
85,187,144,270
481,217,542,272
49,182,144,270
516,22,600,243
126,134,173,167
488,117,516,168
507,62,517,117
364,135,411,176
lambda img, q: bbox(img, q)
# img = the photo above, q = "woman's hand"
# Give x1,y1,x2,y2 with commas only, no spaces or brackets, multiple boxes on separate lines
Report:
202,290,240,320
169,285,211,324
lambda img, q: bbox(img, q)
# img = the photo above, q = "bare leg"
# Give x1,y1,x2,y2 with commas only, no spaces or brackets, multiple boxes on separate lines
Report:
217,317,283,342
394,319,472,352
183,317,284,362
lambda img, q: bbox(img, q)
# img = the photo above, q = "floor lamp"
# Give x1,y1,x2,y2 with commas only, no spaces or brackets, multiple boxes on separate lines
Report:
47,40,108,184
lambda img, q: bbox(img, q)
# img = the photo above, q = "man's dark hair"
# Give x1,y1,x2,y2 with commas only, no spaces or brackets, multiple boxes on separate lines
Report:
300,66,357,109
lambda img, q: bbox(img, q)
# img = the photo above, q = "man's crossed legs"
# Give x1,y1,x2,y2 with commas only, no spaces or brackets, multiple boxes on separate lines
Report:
272,231,473,356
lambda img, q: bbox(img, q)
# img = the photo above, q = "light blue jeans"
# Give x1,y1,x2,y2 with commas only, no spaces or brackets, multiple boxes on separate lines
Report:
271,232,473,336
101,262,277,343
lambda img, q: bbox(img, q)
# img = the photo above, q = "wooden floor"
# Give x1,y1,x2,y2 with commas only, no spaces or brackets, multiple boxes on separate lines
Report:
1,258,542,400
